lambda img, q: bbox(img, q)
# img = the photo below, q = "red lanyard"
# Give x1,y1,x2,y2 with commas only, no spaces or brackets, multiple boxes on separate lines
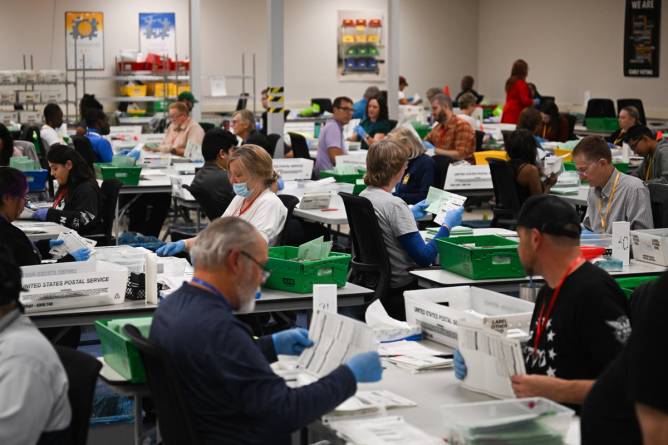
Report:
53,188,67,208
532,255,585,354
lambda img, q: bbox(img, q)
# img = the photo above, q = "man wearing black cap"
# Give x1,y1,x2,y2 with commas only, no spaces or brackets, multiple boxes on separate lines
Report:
456,195,630,407
625,124,668,184
0,247,71,444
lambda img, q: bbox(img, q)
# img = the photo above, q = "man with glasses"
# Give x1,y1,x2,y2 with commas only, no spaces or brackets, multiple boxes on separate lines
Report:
314,96,354,175
625,125,668,184
150,217,382,445
149,101,204,157
573,136,653,234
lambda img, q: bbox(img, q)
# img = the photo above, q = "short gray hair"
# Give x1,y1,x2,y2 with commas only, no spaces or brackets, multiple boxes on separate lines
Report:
431,93,452,110
190,217,260,269
233,109,255,127
621,106,640,122
426,87,442,102
364,86,380,100
388,126,425,159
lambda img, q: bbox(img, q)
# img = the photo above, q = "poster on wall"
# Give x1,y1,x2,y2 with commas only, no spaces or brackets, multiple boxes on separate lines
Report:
624,0,661,77
65,12,104,70
337,10,386,82
139,13,176,59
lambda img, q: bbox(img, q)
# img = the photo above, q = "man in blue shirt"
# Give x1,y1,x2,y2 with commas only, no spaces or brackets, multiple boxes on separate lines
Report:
84,109,113,163
150,217,382,445
352,85,380,120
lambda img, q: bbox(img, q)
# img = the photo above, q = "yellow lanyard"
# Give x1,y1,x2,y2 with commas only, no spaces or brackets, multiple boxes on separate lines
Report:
542,124,549,139
645,155,655,181
597,171,621,231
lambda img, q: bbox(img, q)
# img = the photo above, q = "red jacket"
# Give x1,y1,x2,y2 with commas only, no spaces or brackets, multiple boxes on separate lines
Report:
501,79,532,124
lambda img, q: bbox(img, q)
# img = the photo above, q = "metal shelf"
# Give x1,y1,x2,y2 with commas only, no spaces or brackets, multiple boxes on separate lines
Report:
80,74,189,82
102,96,177,102
118,116,154,124
0,81,74,87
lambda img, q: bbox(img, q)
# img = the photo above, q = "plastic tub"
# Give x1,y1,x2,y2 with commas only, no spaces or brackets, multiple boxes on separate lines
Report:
24,169,49,192
94,163,141,186
474,150,509,165
615,275,661,299
95,317,152,383
436,235,525,280
318,169,364,184
585,117,619,132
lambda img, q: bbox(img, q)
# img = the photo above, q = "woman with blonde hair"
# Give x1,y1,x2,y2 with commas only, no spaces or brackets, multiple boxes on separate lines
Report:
157,144,287,255
359,139,462,319
389,127,437,204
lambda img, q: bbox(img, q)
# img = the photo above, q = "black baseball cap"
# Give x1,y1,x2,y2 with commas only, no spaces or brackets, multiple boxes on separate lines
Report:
517,195,581,239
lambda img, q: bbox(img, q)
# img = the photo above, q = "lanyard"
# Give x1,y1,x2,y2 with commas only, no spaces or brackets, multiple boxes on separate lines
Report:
533,255,585,355
53,188,67,208
542,124,549,139
596,171,621,231
645,154,655,181
238,193,260,216
191,277,225,300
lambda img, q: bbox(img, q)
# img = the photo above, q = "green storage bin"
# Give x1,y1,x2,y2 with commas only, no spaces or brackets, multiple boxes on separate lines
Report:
585,117,619,132
614,275,660,299
111,155,136,167
95,317,152,383
264,246,351,293
319,169,364,184
353,178,367,195
564,161,629,174
411,121,432,139
10,156,38,171
436,235,525,280
94,162,141,186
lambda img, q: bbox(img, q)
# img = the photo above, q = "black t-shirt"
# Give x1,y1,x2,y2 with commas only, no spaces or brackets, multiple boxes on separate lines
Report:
581,273,668,444
523,262,630,381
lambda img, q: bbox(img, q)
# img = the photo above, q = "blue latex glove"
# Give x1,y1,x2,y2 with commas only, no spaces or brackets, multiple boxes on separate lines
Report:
272,328,313,356
411,199,429,220
354,124,368,139
71,248,91,262
454,349,467,380
345,351,383,383
422,140,435,149
126,148,141,161
444,206,464,230
32,208,49,221
277,177,285,191
49,239,64,248
156,240,186,257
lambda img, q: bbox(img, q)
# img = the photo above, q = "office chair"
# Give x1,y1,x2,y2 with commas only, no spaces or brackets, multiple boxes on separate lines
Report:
648,183,668,228
123,325,202,445
235,93,250,111
287,132,311,160
585,99,616,119
54,346,102,445
310,98,333,114
88,179,122,246
487,159,522,230
617,98,647,126
266,133,281,157
339,192,391,304
475,130,485,151
185,183,230,221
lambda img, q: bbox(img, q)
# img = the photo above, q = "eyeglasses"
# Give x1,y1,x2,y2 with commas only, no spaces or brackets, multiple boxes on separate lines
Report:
240,251,271,282
575,159,602,175
337,107,354,113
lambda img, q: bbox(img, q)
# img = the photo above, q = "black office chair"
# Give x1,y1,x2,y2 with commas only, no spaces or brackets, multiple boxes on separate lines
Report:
648,183,668,228
184,184,228,221
311,98,333,114
86,179,122,246
541,95,556,104
432,155,451,189
585,98,616,119
475,130,485,151
617,98,647,126
123,325,201,445
54,346,102,445
339,192,391,304
288,132,311,160
266,133,281,158
199,122,216,132
277,194,301,246
72,135,97,169
563,113,577,140
235,92,250,111
487,159,522,230
388,119,398,131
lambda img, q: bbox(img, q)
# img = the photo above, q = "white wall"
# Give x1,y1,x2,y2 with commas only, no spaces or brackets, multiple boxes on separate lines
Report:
477,0,668,117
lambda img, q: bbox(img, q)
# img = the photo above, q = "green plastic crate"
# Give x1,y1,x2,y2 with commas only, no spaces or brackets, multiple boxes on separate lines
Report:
585,117,619,132
436,235,525,280
564,161,629,174
94,163,141,186
412,121,432,139
614,275,660,299
353,178,367,195
95,317,152,383
264,246,351,293
319,169,364,184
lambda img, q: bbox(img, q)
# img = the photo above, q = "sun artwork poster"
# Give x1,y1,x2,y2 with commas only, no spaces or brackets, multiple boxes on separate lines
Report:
65,11,105,70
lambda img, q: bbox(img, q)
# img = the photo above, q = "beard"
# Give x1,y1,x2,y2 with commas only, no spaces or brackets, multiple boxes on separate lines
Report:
236,268,258,314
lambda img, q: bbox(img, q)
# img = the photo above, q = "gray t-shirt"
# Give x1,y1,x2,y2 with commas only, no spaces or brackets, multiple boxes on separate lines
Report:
360,186,419,288
633,138,668,184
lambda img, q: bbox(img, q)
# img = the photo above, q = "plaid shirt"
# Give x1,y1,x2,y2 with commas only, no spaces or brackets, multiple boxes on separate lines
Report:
426,115,475,162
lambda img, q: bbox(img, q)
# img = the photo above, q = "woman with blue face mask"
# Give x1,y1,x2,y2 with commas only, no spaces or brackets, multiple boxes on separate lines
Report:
157,144,287,257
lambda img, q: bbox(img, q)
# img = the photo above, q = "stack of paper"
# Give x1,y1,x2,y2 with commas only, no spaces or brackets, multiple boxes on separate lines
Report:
328,390,417,418
365,300,421,342
386,355,453,373
425,187,467,225
297,236,333,261
49,230,97,259
328,416,442,445
461,418,564,445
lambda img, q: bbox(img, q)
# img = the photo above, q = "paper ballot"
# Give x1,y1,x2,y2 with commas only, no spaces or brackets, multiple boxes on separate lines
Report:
49,230,96,259
425,187,467,225
458,321,528,399
297,310,377,378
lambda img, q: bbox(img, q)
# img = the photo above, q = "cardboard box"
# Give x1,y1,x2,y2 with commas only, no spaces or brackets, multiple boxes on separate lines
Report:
37,69,66,83
18,91,40,104
19,111,41,125
0,92,15,104
631,229,668,266
20,261,128,313
404,286,534,347
41,90,64,103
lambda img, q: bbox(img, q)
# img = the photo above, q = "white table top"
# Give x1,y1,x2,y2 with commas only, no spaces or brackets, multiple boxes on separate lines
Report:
284,181,352,226
13,221,69,241
411,259,666,289
551,185,590,207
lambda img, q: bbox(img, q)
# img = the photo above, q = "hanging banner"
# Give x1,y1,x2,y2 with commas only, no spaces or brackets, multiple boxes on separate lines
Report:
65,11,105,70
624,0,661,77
139,13,176,59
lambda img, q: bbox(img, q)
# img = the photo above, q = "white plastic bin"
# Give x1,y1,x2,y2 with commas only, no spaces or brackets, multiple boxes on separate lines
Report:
404,286,534,347
631,228,668,266
273,158,315,180
441,397,574,445
20,261,128,313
